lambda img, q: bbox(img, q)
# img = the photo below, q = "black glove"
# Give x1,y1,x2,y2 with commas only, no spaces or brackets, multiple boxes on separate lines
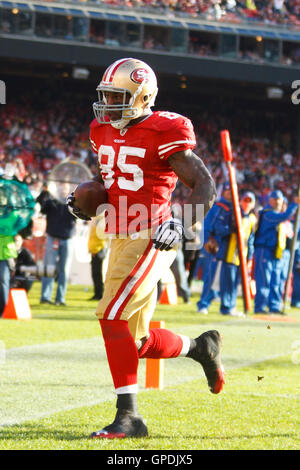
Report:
153,218,184,251
66,192,91,221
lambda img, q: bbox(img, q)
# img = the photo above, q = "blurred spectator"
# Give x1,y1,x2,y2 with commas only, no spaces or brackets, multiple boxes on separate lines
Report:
0,81,299,235
254,189,298,313
87,219,107,301
36,185,77,306
34,0,300,25
196,182,232,315
11,234,36,293
291,225,300,308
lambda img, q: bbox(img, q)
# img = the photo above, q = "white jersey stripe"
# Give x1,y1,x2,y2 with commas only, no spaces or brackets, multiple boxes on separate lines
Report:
158,145,181,157
158,139,196,150
107,246,157,320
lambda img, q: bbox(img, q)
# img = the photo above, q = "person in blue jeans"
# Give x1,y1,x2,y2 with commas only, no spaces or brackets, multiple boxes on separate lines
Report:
196,182,232,314
0,254,14,317
37,185,76,306
254,190,299,314
278,197,294,299
291,226,300,308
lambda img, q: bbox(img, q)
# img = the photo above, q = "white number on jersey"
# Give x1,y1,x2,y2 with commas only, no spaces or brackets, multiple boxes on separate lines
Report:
98,145,145,191
158,111,181,120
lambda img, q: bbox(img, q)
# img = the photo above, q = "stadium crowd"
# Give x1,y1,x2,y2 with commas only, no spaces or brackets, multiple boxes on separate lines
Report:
0,86,299,316
40,0,300,27
1,92,298,206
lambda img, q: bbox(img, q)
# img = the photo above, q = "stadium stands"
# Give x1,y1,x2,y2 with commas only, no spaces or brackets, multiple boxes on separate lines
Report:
1,81,299,205
35,0,300,27
1,1,300,66
1,2,299,204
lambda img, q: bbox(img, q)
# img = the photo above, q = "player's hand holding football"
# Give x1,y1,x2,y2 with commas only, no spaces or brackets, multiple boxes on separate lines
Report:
153,218,184,251
66,192,91,221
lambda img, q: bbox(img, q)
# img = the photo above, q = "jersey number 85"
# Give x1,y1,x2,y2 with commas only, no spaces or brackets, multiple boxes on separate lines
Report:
98,145,146,192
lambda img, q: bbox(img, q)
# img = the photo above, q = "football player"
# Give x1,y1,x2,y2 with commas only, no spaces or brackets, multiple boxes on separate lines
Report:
67,58,225,438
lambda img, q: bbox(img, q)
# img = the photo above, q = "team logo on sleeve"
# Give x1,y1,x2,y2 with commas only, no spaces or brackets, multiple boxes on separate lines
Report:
130,68,149,84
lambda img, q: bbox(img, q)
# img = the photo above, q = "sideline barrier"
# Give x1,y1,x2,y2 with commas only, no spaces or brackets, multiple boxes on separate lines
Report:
2,289,32,320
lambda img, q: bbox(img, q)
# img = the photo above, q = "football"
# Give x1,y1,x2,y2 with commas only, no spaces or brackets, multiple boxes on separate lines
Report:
73,180,108,218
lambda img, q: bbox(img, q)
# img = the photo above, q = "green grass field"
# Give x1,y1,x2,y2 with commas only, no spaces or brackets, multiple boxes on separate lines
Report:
0,282,299,450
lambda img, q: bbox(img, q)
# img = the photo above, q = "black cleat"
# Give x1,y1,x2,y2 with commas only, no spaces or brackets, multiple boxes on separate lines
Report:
90,409,148,439
187,330,225,394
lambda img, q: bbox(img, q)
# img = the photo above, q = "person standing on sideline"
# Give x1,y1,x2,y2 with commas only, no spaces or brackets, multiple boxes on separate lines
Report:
87,219,107,301
218,191,256,316
37,184,76,306
278,197,294,299
197,182,232,315
0,235,17,316
67,57,225,439
254,190,299,314
291,226,300,308
11,234,36,292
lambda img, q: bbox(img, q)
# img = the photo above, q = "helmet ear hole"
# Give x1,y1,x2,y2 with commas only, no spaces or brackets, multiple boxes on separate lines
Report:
143,95,149,102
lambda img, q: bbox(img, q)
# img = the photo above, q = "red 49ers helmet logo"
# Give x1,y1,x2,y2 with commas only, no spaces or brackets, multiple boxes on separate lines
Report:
130,68,149,84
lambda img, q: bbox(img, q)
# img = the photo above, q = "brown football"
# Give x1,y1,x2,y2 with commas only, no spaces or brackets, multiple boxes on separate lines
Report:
73,180,108,218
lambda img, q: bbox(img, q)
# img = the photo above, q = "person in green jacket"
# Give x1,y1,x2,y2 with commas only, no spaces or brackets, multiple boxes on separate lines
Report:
0,176,35,316
0,234,18,316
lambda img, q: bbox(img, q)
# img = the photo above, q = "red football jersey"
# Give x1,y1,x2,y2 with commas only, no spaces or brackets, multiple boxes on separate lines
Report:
90,111,196,234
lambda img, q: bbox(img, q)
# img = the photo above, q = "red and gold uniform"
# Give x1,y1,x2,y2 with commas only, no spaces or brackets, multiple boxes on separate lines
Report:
90,111,196,234
90,111,196,344
68,58,224,439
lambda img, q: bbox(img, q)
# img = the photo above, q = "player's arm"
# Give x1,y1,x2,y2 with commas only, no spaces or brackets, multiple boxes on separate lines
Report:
168,148,217,222
153,149,216,251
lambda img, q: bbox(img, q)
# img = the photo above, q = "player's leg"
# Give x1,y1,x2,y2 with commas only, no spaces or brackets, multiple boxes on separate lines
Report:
138,327,224,394
130,261,225,395
92,235,224,439
92,235,161,438
91,316,148,439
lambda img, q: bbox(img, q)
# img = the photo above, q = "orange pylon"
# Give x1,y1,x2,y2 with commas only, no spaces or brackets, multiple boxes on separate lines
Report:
2,289,32,320
145,320,165,389
159,283,178,305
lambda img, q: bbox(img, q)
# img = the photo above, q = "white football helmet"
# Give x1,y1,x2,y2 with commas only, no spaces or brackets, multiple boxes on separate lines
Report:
93,57,158,129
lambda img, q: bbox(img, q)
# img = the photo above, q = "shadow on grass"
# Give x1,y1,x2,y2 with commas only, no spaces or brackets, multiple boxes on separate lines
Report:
0,424,88,441
0,425,295,447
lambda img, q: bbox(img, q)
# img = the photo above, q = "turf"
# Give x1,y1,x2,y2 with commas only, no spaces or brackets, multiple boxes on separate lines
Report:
0,282,299,450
